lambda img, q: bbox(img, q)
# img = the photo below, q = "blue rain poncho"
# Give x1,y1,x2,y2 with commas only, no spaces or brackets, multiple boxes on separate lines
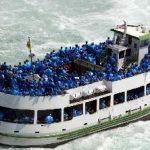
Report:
44,68,53,77
44,114,54,124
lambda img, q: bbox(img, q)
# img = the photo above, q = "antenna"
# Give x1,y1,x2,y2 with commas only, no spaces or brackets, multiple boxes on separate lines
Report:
120,20,127,46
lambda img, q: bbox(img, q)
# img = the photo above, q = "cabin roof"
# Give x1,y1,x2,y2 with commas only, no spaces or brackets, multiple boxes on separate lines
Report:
111,25,150,41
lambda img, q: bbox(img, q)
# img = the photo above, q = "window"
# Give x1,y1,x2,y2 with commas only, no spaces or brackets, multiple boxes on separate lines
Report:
114,92,125,105
146,83,150,95
116,36,120,45
140,40,150,47
99,96,111,109
144,40,149,46
127,86,144,101
128,36,132,45
119,51,125,59
64,104,83,121
0,106,34,124
85,100,97,114
134,43,137,49
126,48,131,57
37,109,61,124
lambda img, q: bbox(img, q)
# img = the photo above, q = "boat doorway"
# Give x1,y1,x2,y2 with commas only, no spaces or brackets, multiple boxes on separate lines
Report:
128,36,132,45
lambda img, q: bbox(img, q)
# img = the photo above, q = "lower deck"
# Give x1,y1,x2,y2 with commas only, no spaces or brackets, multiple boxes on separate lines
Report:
0,93,150,136
1,103,150,147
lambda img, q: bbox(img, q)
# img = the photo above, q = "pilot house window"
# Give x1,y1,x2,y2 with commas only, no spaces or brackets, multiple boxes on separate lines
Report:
134,43,137,49
126,48,131,57
128,36,132,45
119,51,125,59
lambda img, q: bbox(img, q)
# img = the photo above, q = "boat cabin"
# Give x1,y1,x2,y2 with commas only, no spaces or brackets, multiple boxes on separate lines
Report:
108,24,150,70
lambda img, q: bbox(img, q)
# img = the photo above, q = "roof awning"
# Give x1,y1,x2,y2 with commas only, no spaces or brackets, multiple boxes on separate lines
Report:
111,25,150,41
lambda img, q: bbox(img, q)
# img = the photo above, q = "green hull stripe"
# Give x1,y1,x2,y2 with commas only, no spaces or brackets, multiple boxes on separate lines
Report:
58,107,150,140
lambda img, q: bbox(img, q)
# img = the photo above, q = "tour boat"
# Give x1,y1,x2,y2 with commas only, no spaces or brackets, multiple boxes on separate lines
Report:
0,22,150,147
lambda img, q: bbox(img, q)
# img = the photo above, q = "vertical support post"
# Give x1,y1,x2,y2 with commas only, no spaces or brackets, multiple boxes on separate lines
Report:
113,32,116,44
110,94,114,119
97,98,99,112
83,102,86,115
125,90,127,102
110,94,114,107
144,84,147,96
61,108,64,122
34,110,37,125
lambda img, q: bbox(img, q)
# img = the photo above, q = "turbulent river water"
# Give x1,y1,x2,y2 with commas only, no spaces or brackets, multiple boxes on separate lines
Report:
0,0,150,149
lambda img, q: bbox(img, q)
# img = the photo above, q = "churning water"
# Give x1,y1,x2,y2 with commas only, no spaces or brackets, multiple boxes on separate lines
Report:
0,0,150,149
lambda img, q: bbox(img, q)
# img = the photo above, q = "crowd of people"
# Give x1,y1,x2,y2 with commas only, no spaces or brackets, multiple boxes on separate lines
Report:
0,38,150,96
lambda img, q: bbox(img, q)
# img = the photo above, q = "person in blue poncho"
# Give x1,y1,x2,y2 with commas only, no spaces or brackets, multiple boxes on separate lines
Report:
72,109,78,117
1,62,8,70
99,99,106,109
106,37,112,45
44,114,54,124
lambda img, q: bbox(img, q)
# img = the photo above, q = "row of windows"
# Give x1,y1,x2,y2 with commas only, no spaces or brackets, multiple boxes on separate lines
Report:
107,48,131,59
0,84,150,124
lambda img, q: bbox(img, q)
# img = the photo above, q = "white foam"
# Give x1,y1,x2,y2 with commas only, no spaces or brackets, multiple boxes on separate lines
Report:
51,121,150,150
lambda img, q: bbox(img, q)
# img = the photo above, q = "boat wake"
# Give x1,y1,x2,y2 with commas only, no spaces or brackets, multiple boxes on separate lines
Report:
49,120,150,150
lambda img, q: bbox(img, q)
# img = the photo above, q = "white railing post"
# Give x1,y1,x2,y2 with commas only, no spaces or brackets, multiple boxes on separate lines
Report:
34,110,37,124
83,102,86,115
61,108,64,122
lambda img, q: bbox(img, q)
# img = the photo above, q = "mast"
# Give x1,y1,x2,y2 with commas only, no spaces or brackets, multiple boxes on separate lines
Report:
27,37,35,80
120,20,127,46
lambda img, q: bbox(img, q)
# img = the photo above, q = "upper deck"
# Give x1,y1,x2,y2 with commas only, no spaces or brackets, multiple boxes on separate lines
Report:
0,24,150,97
